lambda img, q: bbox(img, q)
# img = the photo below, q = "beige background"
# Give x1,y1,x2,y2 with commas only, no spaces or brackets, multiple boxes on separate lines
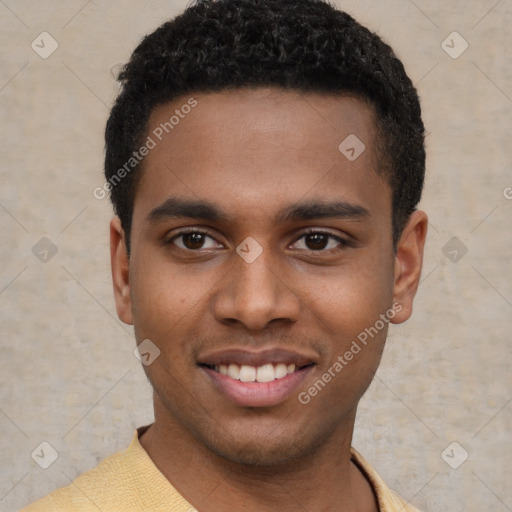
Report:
1,1,511,511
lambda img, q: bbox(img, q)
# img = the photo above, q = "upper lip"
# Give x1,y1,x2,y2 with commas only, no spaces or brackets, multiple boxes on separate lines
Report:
197,347,318,368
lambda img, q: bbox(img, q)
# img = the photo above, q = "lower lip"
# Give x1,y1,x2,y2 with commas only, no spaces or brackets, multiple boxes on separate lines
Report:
201,366,314,407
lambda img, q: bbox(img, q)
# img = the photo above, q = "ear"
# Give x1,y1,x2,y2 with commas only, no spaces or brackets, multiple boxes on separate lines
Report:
110,217,133,325
390,210,428,324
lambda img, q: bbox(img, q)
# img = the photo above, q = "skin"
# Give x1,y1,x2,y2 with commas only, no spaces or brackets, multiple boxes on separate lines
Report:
110,88,427,512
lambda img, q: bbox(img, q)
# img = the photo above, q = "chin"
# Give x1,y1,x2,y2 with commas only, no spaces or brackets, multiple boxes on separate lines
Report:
196,421,331,468
208,438,306,467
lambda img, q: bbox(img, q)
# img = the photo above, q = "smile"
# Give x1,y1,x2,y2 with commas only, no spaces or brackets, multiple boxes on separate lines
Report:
197,348,317,407
206,363,301,382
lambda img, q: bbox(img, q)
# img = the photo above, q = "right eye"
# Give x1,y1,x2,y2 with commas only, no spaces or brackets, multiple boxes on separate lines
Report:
167,229,224,251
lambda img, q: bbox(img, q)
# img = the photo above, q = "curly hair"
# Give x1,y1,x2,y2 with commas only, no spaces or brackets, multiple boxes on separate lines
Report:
105,0,425,252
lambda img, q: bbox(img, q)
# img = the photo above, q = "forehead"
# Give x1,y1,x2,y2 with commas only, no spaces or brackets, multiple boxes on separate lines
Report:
134,88,389,225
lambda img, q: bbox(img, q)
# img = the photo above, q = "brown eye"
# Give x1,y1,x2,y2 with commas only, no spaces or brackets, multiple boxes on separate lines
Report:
290,231,349,252
169,230,223,251
304,233,329,250
182,232,206,250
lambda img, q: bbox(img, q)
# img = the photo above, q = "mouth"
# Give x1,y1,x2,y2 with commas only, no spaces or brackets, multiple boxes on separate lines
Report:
200,362,312,383
197,348,317,407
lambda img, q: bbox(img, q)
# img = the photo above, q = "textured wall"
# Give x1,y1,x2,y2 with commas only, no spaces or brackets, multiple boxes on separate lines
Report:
1,1,511,511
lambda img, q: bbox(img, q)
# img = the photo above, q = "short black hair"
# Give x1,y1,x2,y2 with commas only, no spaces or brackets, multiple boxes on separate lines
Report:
105,0,425,252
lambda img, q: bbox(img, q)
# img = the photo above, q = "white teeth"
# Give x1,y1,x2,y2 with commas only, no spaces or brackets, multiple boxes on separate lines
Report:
275,363,287,379
256,364,275,383
213,362,300,382
227,364,240,379
239,365,257,382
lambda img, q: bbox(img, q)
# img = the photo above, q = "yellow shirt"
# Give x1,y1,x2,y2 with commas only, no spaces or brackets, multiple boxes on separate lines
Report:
22,426,421,512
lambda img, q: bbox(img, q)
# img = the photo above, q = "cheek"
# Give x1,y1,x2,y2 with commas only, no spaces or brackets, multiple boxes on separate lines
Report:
301,272,393,405
130,260,201,347
300,262,394,394
301,260,394,332
130,270,202,393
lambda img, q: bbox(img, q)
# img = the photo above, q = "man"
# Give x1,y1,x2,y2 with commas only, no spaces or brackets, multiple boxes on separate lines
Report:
24,0,427,510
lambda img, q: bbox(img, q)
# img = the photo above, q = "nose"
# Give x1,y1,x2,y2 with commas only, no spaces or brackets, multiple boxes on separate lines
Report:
211,246,301,331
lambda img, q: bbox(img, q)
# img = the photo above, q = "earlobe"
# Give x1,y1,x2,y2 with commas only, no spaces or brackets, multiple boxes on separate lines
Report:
110,217,133,325
390,210,428,324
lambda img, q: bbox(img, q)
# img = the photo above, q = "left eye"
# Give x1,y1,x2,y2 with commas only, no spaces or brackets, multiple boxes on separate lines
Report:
291,232,346,251
170,231,222,251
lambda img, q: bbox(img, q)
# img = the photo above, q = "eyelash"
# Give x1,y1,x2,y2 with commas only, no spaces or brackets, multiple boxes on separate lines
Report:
166,228,351,253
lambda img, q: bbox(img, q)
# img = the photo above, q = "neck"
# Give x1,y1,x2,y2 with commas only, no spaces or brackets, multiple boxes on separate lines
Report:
140,397,378,512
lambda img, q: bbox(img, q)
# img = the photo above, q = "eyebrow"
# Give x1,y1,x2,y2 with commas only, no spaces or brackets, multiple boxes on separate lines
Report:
147,197,370,224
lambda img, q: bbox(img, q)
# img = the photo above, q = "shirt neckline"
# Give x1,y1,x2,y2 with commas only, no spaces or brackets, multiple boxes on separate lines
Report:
134,425,395,512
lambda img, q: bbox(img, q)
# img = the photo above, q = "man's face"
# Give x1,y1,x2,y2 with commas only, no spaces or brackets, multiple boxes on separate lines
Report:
113,88,416,465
